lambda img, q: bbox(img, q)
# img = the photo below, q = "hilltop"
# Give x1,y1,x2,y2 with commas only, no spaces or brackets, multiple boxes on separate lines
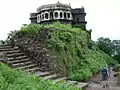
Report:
7,22,115,81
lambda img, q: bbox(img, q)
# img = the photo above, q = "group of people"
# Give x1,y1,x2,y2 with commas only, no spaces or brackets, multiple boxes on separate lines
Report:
101,66,112,88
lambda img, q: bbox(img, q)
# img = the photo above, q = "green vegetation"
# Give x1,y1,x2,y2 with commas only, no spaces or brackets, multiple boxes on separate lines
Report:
0,63,80,90
113,64,120,82
16,22,73,37
47,28,114,81
113,42,120,63
96,37,120,64
96,37,114,56
7,22,115,81
113,64,120,72
0,40,6,45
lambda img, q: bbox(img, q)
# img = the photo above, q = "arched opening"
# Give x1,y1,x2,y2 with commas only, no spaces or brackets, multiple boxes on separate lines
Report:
42,14,44,20
60,12,63,18
68,13,70,19
40,15,41,21
45,13,48,19
77,18,79,22
55,12,58,18
50,12,53,19
64,12,67,19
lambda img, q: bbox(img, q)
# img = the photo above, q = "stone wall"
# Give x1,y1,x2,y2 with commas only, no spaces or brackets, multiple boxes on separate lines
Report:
14,28,63,74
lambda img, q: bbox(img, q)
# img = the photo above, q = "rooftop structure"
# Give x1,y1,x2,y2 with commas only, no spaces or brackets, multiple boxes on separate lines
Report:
30,2,87,29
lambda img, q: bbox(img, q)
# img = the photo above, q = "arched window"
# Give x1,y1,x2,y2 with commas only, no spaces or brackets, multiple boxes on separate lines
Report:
64,12,67,19
50,12,53,19
42,14,44,20
60,12,63,18
68,13,70,19
45,13,48,19
55,12,58,18
40,15,41,21
77,18,79,22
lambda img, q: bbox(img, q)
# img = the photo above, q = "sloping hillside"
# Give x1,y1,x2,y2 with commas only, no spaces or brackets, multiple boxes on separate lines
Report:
7,22,115,81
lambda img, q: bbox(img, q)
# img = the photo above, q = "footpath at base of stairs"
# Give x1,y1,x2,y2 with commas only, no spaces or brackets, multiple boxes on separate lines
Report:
0,45,88,89
85,70,120,90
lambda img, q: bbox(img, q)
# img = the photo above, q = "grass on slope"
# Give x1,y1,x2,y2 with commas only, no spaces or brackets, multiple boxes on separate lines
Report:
0,63,80,90
7,22,115,82
47,27,115,81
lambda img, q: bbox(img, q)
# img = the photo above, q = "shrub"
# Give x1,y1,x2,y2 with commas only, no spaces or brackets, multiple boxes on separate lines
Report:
68,68,92,81
0,63,80,90
117,72,120,84
48,27,113,81
7,22,115,82
113,64,120,72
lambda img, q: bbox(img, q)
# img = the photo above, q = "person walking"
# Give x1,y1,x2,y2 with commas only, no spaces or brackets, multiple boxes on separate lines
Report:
101,66,109,88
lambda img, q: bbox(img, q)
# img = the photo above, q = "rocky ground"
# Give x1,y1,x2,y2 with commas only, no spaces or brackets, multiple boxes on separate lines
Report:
85,70,120,90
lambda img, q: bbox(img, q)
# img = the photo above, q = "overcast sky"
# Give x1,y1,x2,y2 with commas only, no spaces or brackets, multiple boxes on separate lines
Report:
0,0,120,41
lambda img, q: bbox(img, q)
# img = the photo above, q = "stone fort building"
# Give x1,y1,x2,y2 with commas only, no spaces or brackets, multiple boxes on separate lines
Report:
30,2,87,28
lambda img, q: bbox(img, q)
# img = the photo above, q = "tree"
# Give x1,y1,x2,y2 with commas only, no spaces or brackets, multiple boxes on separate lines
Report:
96,37,114,56
113,40,120,63
7,30,19,47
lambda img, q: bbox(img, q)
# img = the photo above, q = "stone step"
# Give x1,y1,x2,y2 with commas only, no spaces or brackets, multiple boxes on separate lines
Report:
74,82,89,89
0,47,19,51
12,61,33,68
53,77,66,83
16,64,38,70
34,71,53,77
6,50,20,54
0,45,9,47
39,67,46,72
0,47,19,52
25,67,40,73
0,45,11,49
8,58,31,64
7,53,24,57
43,74,59,80
67,80,78,86
8,56,28,61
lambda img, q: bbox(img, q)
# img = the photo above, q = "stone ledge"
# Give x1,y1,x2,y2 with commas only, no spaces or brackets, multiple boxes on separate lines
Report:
75,82,89,89
66,80,89,89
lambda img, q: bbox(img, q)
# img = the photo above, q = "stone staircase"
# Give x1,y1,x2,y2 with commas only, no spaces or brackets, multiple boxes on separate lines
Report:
0,45,89,89
0,45,66,83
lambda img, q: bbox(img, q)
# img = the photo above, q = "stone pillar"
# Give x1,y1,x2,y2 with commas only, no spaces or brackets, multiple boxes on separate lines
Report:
43,12,45,21
37,14,40,23
62,11,64,19
53,11,56,19
57,11,60,19
41,12,44,21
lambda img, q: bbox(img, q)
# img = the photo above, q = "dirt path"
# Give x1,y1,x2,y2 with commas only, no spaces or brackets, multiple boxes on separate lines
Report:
85,70,120,90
